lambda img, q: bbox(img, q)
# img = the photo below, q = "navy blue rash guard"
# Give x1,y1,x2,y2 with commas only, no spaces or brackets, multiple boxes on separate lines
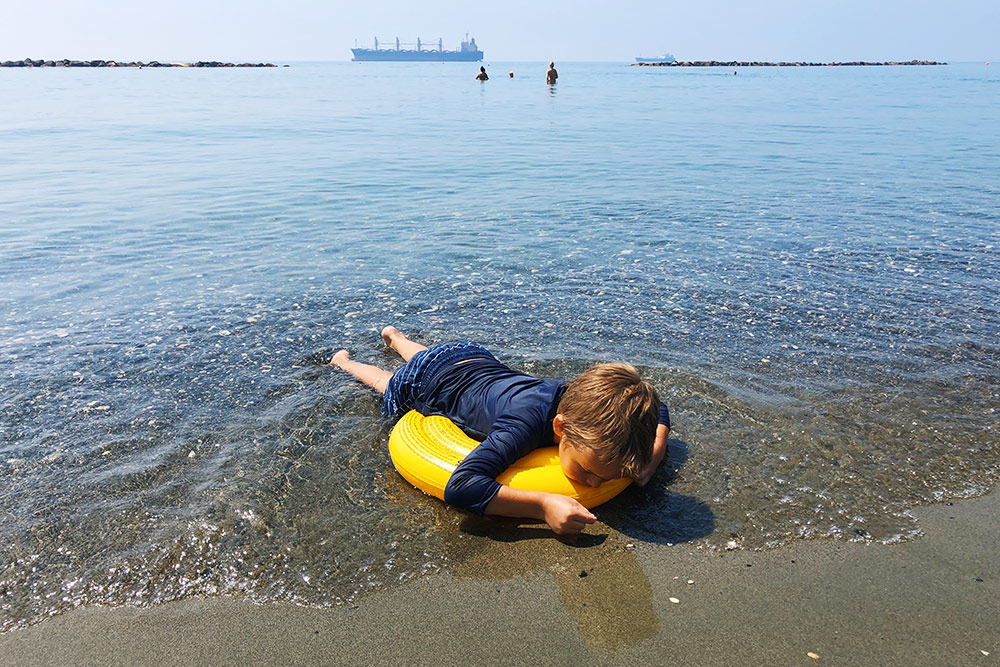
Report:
408,357,671,516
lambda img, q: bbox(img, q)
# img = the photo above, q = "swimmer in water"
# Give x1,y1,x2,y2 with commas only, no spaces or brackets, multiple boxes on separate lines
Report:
546,61,558,84
476,66,488,81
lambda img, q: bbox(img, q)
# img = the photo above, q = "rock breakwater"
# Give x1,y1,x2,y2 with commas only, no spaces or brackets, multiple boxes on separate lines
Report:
1,59,276,68
633,60,945,67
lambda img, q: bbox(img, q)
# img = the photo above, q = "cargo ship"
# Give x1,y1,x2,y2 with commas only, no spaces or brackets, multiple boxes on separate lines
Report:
351,35,483,62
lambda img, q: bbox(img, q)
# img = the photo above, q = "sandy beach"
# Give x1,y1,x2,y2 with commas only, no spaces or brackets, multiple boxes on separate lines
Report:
2,486,995,666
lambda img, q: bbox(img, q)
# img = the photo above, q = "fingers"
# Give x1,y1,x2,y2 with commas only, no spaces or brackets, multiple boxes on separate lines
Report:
557,519,588,535
571,501,596,523
633,466,656,487
544,495,599,535
557,508,597,534
567,504,596,529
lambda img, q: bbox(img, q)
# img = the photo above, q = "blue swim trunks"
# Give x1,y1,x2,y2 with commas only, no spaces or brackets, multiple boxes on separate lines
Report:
381,342,497,418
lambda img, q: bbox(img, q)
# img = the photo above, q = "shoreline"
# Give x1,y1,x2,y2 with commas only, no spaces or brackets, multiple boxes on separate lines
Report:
1,59,276,68
634,59,946,67
1,487,995,666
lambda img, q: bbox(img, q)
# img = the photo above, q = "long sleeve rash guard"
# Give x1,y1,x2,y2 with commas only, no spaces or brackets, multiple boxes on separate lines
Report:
407,357,671,516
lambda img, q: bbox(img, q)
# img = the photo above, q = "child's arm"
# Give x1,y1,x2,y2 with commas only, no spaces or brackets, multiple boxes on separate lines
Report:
633,423,669,487
485,486,597,535
444,419,541,515
632,402,672,486
445,414,597,533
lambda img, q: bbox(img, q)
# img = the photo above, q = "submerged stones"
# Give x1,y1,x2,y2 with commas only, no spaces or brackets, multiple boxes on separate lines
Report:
1,59,277,67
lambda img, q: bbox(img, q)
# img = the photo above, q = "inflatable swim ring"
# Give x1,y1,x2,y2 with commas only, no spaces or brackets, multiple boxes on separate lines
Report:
388,410,631,509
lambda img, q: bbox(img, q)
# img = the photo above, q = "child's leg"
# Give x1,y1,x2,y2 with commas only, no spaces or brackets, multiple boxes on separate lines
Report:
329,350,394,394
381,325,427,362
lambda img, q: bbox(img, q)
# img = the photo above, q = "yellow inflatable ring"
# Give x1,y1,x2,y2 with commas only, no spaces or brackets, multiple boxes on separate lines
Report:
388,410,631,509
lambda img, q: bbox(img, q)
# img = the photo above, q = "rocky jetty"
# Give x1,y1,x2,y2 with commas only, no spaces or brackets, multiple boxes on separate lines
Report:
1,59,276,68
633,60,945,67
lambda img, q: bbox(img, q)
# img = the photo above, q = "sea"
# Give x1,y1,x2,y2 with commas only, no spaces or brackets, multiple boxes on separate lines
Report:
1,61,998,630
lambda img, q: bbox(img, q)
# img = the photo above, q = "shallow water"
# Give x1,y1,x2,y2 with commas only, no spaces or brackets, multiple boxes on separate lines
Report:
1,61,998,630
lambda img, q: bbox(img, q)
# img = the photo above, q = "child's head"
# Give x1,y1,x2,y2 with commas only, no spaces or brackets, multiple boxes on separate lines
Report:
554,363,659,487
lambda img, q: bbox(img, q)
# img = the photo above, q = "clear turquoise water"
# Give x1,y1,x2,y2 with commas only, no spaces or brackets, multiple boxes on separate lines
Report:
1,62,998,629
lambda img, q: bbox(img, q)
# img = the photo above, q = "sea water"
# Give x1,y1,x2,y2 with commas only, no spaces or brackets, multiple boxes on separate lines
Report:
1,61,998,629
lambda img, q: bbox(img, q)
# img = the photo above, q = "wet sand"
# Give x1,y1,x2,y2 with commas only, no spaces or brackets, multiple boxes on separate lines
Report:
2,488,996,666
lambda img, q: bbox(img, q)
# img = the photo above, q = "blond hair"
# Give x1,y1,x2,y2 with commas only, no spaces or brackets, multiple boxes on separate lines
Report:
557,363,659,476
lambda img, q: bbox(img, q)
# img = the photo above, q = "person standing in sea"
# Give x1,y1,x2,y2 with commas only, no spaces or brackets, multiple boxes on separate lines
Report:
546,62,558,85
476,66,488,81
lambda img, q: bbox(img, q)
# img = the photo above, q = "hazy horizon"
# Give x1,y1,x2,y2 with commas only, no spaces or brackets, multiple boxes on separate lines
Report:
1,0,996,64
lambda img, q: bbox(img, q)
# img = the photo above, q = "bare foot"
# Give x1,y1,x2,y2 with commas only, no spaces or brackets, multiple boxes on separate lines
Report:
381,325,401,347
329,349,350,368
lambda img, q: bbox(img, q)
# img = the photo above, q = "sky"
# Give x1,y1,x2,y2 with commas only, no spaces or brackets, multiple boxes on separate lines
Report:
1,0,996,63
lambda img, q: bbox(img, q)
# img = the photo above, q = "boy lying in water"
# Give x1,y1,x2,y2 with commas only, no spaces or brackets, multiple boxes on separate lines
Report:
330,326,670,534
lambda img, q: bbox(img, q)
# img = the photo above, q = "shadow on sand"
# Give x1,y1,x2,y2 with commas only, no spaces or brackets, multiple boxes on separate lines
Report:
446,438,714,650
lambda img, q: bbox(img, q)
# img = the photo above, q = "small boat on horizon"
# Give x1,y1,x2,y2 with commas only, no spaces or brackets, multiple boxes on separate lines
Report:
635,53,676,63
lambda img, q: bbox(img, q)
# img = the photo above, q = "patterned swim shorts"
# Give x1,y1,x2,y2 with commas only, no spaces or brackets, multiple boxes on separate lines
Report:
381,341,496,418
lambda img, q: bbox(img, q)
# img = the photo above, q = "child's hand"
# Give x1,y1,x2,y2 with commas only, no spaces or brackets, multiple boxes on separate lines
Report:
542,494,597,534
632,460,659,487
